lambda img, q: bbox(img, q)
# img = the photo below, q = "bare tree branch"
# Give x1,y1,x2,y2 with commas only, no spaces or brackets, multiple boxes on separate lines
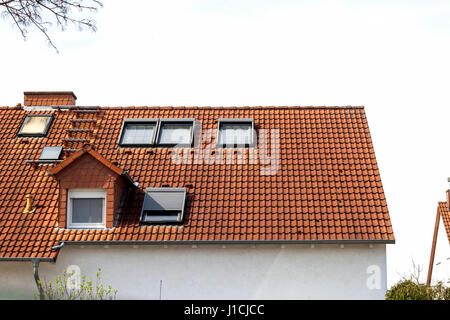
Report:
0,0,103,52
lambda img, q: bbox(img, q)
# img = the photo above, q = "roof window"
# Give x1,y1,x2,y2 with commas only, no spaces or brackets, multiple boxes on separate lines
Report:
217,119,254,147
39,146,63,160
118,119,158,146
156,119,194,147
18,114,54,137
140,187,186,224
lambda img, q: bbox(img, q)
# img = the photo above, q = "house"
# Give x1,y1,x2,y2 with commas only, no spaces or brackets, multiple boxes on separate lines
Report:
426,186,450,286
0,91,395,299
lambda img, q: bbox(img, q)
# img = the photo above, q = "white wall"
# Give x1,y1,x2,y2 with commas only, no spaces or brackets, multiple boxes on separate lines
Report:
0,243,387,300
430,219,450,285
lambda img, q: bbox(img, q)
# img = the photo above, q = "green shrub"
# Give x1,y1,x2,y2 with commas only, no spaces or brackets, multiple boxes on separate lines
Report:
34,267,118,300
386,261,449,300
385,280,430,300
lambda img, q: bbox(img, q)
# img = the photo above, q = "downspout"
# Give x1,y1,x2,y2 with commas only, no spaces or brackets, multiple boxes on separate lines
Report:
31,259,44,300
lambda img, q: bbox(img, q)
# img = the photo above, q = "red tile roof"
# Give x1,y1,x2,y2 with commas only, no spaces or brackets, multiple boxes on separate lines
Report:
48,146,124,177
23,91,76,106
0,106,395,260
437,202,450,243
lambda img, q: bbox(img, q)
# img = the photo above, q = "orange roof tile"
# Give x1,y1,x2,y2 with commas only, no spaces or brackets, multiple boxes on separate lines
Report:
48,145,124,177
437,202,450,243
0,105,395,260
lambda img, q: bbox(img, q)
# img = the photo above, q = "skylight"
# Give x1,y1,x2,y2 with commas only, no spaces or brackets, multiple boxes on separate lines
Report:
140,187,187,224
17,115,54,137
217,119,254,146
157,119,194,146
39,146,63,160
118,119,157,146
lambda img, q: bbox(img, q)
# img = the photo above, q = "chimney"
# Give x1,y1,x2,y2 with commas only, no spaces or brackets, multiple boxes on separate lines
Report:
24,91,77,106
446,178,450,209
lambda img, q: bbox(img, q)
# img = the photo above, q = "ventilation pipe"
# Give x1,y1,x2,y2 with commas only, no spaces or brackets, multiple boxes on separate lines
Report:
23,194,36,214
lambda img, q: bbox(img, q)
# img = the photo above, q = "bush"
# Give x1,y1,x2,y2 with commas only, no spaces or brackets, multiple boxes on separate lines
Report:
386,261,449,300
385,280,430,300
35,267,118,300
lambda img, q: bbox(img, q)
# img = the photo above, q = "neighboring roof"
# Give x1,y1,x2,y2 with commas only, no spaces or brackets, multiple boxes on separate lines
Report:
0,106,395,260
437,202,450,243
426,201,450,285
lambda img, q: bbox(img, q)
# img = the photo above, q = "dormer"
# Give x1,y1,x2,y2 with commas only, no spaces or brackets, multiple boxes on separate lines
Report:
48,145,134,229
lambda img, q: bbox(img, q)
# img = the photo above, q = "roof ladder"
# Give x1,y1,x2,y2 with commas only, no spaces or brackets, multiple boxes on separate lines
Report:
62,106,101,156
74,106,101,114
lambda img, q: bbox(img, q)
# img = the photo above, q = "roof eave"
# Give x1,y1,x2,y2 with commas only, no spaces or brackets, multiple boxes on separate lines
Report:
58,239,395,246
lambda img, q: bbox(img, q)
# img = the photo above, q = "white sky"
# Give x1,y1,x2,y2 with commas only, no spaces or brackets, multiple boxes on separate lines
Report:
1,0,450,288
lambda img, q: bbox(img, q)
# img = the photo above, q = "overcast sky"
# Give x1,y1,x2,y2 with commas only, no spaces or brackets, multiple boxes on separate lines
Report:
1,0,450,287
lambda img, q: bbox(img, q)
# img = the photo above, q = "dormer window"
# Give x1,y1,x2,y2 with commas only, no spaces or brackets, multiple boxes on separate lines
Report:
17,114,54,137
67,189,106,229
217,119,254,147
140,187,186,224
118,119,158,146
156,119,194,147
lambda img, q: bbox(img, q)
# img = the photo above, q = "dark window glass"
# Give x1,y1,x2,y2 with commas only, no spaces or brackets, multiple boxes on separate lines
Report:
72,198,103,223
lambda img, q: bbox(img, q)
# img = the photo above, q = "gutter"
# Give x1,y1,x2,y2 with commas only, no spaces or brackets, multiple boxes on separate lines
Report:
0,238,394,261
57,239,395,246
51,242,65,250
0,257,54,262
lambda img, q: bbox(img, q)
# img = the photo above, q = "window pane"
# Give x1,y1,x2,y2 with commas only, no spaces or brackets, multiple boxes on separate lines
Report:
72,198,103,223
121,123,155,144
20,116,51,135
39,146,62,160
141,188,186,224
158,123,192,144
219,123,252,145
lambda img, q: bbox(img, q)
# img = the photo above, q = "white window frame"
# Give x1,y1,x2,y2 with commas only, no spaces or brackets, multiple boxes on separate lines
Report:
67,189,106,229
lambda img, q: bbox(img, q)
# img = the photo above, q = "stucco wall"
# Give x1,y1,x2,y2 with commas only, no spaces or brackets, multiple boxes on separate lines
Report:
0,243,387,299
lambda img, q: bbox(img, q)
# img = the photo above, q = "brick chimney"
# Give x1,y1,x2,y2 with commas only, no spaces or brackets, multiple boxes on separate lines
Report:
24,91,76,106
